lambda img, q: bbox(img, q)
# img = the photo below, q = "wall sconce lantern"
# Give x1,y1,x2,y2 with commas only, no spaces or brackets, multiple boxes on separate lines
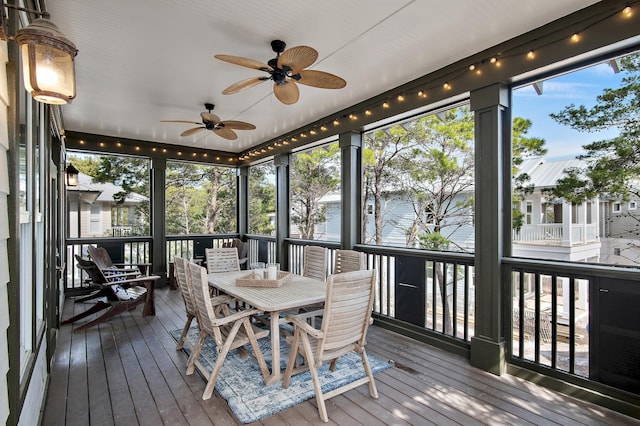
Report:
1,2,78,104
65,163,79,187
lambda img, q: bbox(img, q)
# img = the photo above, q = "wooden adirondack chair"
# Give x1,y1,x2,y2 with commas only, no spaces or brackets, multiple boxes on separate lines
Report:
62,255,160,333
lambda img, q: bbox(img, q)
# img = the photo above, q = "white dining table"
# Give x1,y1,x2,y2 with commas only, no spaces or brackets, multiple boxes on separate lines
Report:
207,270,326,385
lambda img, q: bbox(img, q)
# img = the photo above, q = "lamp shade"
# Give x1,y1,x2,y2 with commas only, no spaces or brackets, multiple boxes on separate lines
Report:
15,18,77,105
65,163,79,186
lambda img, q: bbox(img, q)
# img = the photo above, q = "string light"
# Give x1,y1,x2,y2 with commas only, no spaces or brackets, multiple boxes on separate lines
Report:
135,146,140,151
300,133,307,138
162,149,167,153
116,142,121,147
233,5,631,162
152,147,156,152
99,142,105,147
177,151,182,156
203,153,208,157
192,152,197,157
291,137,297,142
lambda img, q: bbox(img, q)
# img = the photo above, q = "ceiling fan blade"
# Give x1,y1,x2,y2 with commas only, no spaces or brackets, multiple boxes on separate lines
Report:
221,120,256,130
214,54,272,71
297,70,347,89
273,81,299,105
160,119,202,125
222,77,268,95
180,127,206,136
278,46,318,74
213,127,238,140
201,112,221,124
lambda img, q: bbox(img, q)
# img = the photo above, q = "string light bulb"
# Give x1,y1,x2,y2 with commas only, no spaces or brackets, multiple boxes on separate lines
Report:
349,113,357,120
623,6,632,17
571,33,580,43
365,109,372,116
320,125,327,132
469,64,476,71
397,94,405,102
443,82,451,90
333,119,340,126
526,50,535,60
382,102,390,109
310,129,317,135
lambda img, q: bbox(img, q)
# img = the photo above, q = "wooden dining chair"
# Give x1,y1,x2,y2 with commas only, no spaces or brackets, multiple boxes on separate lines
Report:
174,256,235,350
205,247,240,273
185,261,270,400
302,245,328,281
283,269,378,422
223,238,249,269
333,249,367,274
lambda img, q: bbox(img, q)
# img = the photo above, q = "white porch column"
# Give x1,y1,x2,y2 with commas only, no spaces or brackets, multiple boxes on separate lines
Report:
562,201,572,246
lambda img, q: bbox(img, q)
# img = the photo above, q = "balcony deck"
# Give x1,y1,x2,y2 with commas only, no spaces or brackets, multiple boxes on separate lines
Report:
42,286,639,426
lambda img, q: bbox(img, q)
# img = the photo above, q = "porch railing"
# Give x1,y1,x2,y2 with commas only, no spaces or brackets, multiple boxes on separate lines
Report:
505,257,640,397
65,237,152,293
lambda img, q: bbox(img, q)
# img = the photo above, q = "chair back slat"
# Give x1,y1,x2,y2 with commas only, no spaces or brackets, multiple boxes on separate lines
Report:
319,269,375,357
87,246,114,270
205,247,240,273
333,249,366,274
187,261,224,343
174,257,197,318
303,246,328,281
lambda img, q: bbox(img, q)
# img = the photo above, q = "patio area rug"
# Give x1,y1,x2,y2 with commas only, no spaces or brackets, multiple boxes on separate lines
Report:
170,327,391,423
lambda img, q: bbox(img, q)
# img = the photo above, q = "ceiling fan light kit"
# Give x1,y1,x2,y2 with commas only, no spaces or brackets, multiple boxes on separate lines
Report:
215,39,346,105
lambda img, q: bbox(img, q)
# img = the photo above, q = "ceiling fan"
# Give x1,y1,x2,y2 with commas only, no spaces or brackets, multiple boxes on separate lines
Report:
215,40,346,105
160,103,255,140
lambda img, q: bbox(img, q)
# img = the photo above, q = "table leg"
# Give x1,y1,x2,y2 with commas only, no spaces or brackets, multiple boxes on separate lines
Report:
168,262,177,290
264,310,282,385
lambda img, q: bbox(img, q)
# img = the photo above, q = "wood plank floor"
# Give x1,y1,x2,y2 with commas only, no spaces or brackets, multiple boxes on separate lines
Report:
42,286,640,426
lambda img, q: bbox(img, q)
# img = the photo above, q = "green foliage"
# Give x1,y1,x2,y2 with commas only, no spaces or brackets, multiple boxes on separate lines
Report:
249,162,276,235
290,143,340,239
164,162,236,235
68,155,100,177
549,53,640,201
418,232,451,250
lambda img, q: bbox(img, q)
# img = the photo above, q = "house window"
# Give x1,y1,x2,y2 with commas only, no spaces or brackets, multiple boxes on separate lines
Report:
526,201,532,225
613,202,622,213
90,204,102,234
614,248,621,256
629,201,637,210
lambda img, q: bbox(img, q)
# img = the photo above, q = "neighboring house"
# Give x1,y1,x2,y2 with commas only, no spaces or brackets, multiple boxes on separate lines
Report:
67,173,147,238
512,157,601,263
600,193,640,265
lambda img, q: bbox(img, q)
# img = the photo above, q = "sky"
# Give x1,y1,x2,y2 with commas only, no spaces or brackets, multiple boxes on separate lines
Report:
512,60,626,160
